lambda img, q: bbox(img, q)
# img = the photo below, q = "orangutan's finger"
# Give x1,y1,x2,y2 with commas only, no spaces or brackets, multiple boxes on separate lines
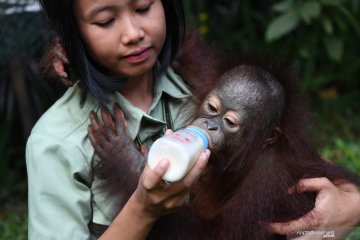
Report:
114,103,128,133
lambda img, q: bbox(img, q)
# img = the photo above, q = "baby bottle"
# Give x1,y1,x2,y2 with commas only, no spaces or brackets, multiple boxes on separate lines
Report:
147,126,210,182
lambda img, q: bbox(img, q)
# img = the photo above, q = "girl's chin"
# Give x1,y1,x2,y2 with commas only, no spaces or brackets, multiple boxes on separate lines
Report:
113,58,156,77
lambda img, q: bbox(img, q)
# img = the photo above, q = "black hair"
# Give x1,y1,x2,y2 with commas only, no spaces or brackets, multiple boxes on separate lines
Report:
38,0,185,105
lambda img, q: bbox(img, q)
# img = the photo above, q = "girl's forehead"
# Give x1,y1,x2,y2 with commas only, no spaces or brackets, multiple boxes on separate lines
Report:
74,0,146,15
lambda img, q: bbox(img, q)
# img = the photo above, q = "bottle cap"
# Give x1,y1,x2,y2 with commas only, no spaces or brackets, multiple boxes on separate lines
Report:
186,127,209,149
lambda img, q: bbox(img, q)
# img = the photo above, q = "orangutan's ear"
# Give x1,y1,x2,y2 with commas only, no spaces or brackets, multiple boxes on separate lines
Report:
264,127,282,147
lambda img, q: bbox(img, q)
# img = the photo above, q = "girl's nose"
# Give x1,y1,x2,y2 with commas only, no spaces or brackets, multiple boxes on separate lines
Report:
121,18,145,45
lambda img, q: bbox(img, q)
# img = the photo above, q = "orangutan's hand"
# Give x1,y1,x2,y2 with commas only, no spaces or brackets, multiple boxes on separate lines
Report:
39,37,72,87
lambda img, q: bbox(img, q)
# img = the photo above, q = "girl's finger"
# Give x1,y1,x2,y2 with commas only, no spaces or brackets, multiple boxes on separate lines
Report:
182,149,210,187
164,129,173,135
142,159,170,190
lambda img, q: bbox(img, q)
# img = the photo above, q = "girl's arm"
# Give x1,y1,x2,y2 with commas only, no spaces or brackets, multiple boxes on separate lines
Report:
26,133,93,240
99,150,210,240
88,104,210,239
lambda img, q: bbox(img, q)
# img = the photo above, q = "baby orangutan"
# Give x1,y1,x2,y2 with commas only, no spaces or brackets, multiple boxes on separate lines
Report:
88,63,360,240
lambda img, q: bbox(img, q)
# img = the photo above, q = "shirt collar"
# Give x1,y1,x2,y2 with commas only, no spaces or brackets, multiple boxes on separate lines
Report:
108,67,191,140
155,67,192,99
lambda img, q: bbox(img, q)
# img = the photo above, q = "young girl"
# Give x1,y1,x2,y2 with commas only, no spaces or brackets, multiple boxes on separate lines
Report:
27,0,209,239
27,0,360,239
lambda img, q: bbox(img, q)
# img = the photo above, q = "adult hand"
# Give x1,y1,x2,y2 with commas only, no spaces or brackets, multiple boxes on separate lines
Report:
99,131,210,240
268,177,360,239
131,144,210,220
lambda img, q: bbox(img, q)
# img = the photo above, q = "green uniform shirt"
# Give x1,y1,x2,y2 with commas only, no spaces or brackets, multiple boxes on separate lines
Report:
26,68,192,240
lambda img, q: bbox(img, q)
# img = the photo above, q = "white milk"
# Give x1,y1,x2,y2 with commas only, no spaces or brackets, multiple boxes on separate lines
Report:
147,127,209,182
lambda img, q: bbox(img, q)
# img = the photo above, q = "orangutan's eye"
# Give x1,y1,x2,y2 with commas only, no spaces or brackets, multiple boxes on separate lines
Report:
223,111,241,132
203,95,221,116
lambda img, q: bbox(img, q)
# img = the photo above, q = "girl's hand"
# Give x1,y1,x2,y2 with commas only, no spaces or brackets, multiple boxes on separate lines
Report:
99,131,210,240
268,177,360,238
130,147,210,220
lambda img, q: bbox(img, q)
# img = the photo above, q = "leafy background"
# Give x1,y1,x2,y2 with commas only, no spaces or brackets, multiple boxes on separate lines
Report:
0,0,359,239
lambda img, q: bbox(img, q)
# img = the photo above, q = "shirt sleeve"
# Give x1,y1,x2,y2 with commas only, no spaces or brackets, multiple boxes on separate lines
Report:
26,133,93,240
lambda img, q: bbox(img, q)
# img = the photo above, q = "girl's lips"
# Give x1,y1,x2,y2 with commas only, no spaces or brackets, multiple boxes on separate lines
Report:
123,47,151,63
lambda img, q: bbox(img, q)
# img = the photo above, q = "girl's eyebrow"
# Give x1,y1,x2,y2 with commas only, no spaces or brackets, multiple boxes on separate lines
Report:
87,0,142,19
87,6,117,18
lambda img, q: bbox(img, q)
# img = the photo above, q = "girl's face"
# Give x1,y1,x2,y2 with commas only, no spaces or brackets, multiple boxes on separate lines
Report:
74,0,166,77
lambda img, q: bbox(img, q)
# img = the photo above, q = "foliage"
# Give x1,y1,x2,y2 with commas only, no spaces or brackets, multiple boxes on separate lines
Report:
316,99,360,174
266,0,360,45
0,203,27,240
264,0,360,94
189,0,360,98
0,0,359,238
348,228,360,240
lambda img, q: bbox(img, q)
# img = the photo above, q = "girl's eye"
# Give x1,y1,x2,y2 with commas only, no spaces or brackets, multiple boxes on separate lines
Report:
94,19,114,28
136,4,152,14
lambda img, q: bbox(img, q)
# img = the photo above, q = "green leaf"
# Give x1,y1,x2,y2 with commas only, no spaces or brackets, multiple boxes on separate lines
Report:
320,0,343,7
351,0,359,15
272,0,294,13
324,36,344,62
332,12,348,31
322,17,334,34
265,11,300,41
300,1,321,24
338,6,360,38
297,44,311,59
